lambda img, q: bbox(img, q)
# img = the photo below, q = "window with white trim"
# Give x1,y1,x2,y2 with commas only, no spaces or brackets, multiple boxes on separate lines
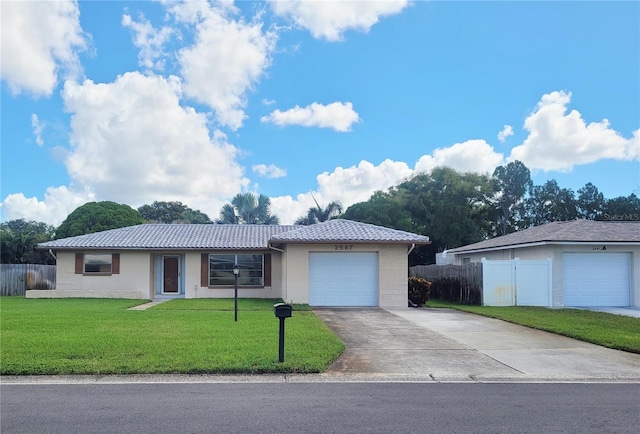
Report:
209,254,264,286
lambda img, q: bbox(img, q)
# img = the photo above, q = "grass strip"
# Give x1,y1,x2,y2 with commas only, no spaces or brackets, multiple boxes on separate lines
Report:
426,299,640,353
0,297,343,375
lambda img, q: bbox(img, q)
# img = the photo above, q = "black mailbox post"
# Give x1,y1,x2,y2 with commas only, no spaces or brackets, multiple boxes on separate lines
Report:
274,303,292,362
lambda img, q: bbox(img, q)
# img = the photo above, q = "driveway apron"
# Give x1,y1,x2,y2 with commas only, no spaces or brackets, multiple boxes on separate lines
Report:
314,308,640,381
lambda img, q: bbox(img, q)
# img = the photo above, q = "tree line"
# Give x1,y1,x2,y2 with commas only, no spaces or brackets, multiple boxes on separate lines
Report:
341,161,639,264
1,161,637,264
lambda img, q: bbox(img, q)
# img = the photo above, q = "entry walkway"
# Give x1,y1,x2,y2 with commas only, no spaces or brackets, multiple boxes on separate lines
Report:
314,308,640,382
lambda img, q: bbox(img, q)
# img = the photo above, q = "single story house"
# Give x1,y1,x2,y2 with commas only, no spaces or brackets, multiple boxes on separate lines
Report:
33,219,430,308
447,220,640,308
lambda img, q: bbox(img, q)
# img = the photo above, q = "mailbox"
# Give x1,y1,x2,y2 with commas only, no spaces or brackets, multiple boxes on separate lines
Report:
274,303,292,319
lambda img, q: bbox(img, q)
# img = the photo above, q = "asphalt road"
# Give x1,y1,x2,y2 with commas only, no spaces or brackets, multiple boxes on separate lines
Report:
2,383,639,433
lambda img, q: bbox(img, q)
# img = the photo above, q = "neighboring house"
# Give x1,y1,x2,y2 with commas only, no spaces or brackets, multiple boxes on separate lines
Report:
448,220,640,308
33,219,430,308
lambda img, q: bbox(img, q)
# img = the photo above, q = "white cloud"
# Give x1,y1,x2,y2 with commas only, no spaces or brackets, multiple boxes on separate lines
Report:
31,114,45,146
1,186,94,226
57,71,248,219
261,101,360,132
122,14,173,71
252,164,287,179
415,140,504,174
272,159,413,224
497,124,514,143
0,0,87,97
509,91,639,171
171,1,277,130
269,0,409,41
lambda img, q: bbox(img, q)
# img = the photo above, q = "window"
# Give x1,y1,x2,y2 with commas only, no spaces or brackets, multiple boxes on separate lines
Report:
75,253,120,275
209,254,263,286
462,257,471,265
84,254,112,274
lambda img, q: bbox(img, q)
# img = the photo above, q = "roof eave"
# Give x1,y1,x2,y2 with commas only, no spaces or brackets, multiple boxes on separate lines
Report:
450,240,640,255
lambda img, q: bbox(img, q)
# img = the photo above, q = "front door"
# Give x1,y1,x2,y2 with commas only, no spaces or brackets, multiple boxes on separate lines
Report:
163,256,180,293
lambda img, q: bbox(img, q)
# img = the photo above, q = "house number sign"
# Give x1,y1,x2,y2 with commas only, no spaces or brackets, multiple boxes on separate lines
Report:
334,244,354,251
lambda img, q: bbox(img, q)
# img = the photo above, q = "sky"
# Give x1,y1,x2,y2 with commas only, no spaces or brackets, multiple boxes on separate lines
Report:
1,0,639,226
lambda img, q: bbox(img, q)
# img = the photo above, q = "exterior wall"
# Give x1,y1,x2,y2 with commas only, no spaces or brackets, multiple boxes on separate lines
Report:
455,244,640,308
283,243,410,308
186,250,284,299
35,250,285,300
41,251,153,299
378,245,410,308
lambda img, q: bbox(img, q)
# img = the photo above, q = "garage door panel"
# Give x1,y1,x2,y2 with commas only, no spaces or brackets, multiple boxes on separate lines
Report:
563,253,630,307
309,252,378,307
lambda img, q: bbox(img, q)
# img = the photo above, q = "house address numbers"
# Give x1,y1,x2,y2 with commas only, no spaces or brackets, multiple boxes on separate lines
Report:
334,244,354,251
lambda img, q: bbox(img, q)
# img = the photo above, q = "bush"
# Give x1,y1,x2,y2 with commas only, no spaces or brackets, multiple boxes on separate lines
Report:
408,277,432,307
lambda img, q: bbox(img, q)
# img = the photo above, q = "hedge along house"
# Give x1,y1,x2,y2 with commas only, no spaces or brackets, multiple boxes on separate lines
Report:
34,219,430,308
447,220,640,308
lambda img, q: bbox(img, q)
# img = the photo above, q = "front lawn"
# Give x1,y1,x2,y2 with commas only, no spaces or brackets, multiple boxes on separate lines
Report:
426,299,640,353
0,297,344,375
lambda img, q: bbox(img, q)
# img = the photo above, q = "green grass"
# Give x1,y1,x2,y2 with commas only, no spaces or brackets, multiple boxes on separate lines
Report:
426,299,640,353
0,297,343,375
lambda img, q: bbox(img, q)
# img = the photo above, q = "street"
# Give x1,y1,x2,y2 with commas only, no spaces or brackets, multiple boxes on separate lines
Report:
1,382,638,433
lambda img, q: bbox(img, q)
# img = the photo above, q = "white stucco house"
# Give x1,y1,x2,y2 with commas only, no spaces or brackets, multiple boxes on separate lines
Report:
32,219,430,308
447,220,640,308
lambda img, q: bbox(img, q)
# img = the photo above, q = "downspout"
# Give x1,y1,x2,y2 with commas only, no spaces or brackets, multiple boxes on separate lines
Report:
48,249,57,263
268,244,287,302
407,243,415,255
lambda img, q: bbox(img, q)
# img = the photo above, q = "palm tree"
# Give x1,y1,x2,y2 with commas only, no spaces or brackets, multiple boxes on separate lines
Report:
295,197,343,225
216,193,280,224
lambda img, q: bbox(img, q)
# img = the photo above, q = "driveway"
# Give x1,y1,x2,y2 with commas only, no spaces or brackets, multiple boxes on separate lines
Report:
314,308,640,381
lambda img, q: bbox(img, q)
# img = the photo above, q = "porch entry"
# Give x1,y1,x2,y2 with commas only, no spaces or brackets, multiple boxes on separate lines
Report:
155,255,185,297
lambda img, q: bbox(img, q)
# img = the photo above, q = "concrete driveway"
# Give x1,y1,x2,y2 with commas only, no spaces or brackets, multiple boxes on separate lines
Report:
314,308,640,382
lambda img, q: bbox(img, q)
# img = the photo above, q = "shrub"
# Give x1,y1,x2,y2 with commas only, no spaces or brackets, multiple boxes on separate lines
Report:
408,277,432,307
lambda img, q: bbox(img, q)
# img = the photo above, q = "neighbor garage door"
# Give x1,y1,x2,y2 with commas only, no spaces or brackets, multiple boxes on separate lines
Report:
309,252,378,307
563,253,630,307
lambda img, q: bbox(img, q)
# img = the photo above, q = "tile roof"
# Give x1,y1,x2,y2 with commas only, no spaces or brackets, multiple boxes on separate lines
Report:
39,224,298,250
270,219,431,244
39,219,430,250
448,220,640,254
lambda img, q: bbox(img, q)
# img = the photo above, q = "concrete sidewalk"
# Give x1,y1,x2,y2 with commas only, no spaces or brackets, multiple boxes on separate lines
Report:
315,308,640,382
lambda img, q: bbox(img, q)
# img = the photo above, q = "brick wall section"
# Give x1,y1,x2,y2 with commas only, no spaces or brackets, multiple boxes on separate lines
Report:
378,244,409,308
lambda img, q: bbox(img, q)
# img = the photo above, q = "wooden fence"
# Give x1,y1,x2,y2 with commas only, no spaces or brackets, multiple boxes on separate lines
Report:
410,263,483,305
0,264,56,296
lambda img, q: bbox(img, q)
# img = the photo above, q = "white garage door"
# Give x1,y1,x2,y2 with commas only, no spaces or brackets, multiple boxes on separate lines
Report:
563,253,630,307
309,252,378,307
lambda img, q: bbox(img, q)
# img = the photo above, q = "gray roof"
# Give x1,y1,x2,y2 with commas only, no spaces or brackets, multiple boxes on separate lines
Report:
448,220,640,254
39,224,297,250
39,220,429,251
271,219,431,244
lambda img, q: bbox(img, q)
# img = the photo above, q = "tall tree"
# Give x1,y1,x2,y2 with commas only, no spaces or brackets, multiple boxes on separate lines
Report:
602,193,640,220
0,219,56,264
138,201,212,223
295,196,343,225
341,191,414,232
576,182,605,220
524,180,578,226
492,160,532,235
343,167,493,264
56,201,145,238
215,193,280,224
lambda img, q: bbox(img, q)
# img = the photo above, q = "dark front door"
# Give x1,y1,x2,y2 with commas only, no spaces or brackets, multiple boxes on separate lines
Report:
163,256,179,293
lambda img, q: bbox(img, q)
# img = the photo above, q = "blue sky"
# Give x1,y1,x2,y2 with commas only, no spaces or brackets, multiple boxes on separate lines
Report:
1,0,638,225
